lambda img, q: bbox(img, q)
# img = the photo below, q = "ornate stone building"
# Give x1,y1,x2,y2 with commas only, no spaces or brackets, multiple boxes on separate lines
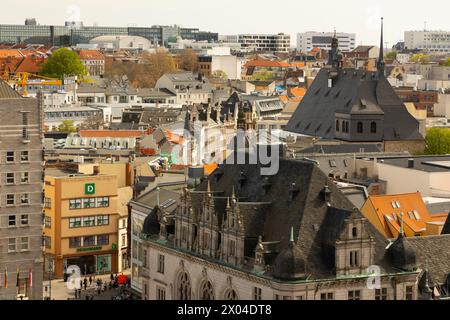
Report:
130,157,450,300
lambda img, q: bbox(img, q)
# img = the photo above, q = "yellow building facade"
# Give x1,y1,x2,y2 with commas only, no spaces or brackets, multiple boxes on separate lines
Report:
44,170,120,278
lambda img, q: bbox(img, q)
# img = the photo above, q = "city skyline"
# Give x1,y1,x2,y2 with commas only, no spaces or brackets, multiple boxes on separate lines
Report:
1,0,449,48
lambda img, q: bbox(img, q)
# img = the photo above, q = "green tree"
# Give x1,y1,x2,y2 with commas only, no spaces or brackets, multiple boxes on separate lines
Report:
410,53,430,64
57,120,77,133
425,128,450,155
41,48,86,79
251,68,274,81
211,70,228,80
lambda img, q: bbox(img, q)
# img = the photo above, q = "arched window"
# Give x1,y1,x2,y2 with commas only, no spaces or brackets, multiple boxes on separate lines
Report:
199,280,214,300
344,121,349,133
176,271,191,300
357,122,363,133
335,120,340,132
352,227,358,238
371,122,377,133
224,288,238,300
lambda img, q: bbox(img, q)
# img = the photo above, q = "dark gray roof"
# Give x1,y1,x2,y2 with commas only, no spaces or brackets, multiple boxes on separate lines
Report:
407,235,450,284
285,68,423,141
0,80,22,98
193,158,397,279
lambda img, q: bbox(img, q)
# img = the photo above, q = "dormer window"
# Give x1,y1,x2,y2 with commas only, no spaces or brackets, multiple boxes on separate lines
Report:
370,122,377,133
352,227,358,238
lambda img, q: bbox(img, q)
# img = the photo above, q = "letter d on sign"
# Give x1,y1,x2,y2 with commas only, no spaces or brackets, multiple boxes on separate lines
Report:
85,183,95,195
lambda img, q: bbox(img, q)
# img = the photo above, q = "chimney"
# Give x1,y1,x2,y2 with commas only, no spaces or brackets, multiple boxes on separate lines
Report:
408,158,414,168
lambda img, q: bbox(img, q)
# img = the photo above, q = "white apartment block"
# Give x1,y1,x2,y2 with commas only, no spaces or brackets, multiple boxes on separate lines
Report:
297,32,356,53
238,33,291,53
404,31,450,53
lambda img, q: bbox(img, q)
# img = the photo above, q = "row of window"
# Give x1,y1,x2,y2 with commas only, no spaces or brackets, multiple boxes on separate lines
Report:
1,151,30,163
336,120,377,134
3,193,31,206
319,287,412,300
7,214,30,227
2,172,30,185
69,234,110,248
69,215,110,228
69,197,109,209
8,237,30,253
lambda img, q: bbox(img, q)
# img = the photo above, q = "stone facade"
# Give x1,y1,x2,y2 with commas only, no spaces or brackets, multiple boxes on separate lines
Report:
0,91,44,300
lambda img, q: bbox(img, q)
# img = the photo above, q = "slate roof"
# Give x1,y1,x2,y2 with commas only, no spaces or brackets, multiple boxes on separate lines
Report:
285,68,423,141
407,235,450,284
376,156,450,173
192,158,397,279
0,79,22,98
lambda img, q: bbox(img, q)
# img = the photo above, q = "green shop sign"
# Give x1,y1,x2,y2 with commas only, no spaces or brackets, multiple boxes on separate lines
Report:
85,183,95,195
76,246,102,252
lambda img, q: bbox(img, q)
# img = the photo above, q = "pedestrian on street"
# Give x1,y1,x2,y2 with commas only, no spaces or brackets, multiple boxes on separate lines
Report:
79,279,83,290
110,273,114,281
89,276,92,286
74,289,78,299
83,278,88,290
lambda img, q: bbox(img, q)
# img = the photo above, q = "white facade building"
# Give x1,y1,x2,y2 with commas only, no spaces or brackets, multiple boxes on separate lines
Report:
90,35,153,50
238,33,291,53
207,47,246,80
297,32,356,53
404,31,450,53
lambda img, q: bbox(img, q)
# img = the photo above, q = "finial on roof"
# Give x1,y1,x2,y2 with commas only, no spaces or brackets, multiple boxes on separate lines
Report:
156,186,160,207
207,179,211,193
290,226,294,243
231,185,236,200
399,212,404,236
226,197,230,208
377,17,386,77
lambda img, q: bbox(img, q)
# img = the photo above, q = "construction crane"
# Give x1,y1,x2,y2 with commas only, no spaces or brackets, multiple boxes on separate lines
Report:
1,72,62,97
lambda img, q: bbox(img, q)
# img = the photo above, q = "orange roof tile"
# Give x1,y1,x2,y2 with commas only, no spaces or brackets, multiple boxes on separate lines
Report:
79,130,142,138
290,87,306,97
164,130,184,145
78,50,105,60
364,192,448,238
204,163,218,176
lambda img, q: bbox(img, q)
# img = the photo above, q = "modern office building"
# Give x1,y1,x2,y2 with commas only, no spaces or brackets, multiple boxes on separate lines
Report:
404,30,450,53
0,21,218,47
0,80,44,300
238,33,291,53
43,166,120,278
297,31,356,53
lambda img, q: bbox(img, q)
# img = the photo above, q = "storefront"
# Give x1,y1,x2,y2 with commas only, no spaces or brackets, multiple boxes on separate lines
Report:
56,250,117,278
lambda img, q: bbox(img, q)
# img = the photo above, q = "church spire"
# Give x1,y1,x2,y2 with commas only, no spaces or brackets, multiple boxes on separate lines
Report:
377,17,386,77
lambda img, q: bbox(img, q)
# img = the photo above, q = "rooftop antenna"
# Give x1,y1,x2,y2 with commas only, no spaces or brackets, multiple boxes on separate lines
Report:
424,21,427,32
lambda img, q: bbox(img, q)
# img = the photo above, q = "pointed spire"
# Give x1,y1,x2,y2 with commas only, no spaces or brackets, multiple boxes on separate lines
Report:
377,17,386,77
231,185,236,201
226,197,231,209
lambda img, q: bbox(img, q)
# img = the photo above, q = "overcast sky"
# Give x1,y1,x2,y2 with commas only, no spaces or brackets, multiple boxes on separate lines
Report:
2,0,449,47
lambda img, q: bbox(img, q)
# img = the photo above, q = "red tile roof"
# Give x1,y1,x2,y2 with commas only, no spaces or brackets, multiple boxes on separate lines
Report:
77,50,105,60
